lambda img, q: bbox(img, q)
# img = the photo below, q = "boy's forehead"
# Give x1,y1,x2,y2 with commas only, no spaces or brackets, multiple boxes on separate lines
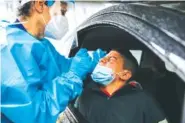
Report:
106,50,121,57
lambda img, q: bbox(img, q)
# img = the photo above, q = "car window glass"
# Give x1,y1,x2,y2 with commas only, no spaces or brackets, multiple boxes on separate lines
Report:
129,50,142,65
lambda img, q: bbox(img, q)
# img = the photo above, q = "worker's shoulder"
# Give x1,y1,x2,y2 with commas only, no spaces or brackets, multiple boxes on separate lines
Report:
6,26,45,46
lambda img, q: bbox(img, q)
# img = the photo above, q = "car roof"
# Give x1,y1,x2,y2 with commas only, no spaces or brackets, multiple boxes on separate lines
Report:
76,3,185,82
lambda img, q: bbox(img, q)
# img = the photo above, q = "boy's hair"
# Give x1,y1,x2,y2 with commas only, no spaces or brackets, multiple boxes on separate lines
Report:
111,49,138,76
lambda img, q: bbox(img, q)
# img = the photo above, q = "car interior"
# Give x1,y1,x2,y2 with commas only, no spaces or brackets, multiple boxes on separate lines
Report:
64,25,185,123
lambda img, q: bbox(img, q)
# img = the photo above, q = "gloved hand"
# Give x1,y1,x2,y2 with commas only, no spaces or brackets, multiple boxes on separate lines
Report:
90,48,106,72
69,48,93,80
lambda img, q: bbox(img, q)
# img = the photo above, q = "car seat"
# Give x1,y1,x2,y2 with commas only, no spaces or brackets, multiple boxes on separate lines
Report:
134,50,182,123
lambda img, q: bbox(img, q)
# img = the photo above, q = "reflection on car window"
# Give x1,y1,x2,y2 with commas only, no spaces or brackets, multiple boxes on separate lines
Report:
130,50,142,65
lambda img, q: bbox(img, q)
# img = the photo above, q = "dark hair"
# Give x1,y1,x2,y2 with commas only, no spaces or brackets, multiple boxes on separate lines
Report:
18,1,33,17
60,1,68,5
111,49,138,76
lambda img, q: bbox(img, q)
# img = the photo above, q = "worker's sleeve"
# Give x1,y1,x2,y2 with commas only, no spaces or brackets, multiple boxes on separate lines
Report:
143,93,168,123
44,39,72,73
1,43,82,123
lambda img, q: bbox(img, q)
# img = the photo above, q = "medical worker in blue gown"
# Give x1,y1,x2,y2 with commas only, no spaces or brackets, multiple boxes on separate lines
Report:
0,0,105,123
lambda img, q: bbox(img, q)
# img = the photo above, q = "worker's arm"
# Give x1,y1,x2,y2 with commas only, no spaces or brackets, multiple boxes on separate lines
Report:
1,44,92,123
44,40,72,73
45,39,106,74
1,73,83,123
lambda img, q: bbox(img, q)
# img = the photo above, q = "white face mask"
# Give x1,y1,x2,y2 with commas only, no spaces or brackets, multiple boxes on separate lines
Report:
44,15,69,40
91,64,116,86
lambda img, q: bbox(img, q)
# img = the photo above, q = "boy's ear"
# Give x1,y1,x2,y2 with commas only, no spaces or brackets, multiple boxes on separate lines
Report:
117,70,132,81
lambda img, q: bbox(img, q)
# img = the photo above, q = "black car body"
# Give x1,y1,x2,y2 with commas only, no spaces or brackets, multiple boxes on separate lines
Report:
60,2,185,123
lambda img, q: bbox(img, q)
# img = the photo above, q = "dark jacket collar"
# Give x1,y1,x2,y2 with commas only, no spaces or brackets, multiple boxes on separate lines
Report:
86,80,142,98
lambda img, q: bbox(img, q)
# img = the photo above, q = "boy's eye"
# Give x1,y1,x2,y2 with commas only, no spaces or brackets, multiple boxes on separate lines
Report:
109,57,117,62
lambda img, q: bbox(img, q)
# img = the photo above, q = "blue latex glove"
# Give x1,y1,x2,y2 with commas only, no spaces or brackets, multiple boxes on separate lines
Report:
70,48,93,80
91,48,107,72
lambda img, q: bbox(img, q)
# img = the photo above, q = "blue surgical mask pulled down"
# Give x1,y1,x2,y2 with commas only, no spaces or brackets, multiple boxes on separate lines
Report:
91,64,115,86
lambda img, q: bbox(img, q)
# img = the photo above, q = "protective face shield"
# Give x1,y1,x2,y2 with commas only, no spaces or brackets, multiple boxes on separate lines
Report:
44,0,78,56
20,0,62,40
44,15,69,40
91,64,116,86
42,1,68,40
7,0,78,56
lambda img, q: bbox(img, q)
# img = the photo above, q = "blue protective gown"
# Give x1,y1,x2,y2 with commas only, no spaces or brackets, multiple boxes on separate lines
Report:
1,22,82,123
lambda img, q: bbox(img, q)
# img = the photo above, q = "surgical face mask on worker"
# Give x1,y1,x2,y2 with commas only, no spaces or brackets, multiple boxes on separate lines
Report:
43,1,69,40
91,64,116,86
44,15,68,40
